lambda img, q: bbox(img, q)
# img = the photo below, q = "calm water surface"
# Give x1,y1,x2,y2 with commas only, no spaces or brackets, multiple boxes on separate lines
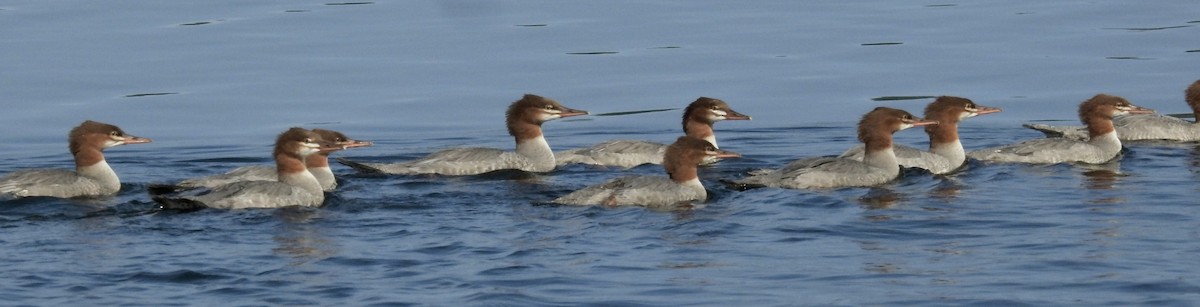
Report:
2,0,1199,305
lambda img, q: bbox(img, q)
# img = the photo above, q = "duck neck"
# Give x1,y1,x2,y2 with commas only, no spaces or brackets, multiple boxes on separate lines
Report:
926,121,965,166
512,122,555,171
667,163,698,184
684,120,718,148
1088,131,1122,154
1085,116,1122,153
74,147,120,193
276,152,323,196
305,153,335,191
862,134,900,175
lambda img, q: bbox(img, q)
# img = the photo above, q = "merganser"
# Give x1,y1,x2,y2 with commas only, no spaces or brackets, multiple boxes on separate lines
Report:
734,107,936,189
0,120,151,199
169,129,371,192
1024,80,1200,141
555,97,750,168
337,94,588,175
153,128,339,209
551,136,740,209
968,94,1155,164
839,96,1001,174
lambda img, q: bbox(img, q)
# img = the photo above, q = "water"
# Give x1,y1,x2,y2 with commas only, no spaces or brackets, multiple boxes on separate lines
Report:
2,0,1199,305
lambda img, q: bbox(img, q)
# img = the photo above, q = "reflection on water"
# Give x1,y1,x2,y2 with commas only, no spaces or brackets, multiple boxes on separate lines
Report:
857,188,903,210
271,208,337,266
1189,145,1200,173
1079,161,1123,192
929,177,963,202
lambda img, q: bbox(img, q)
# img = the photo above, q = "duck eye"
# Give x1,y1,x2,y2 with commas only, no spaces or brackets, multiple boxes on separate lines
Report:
544,105,554,110
304,138,313,143
966,104,975,109
109,131,120,136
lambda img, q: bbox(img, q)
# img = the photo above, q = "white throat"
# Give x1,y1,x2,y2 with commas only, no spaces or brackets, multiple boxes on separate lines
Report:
863,146,900,175
77,160,121,194
279,169,324,196
680,177,706,198
930,139,966,167
1088,131,1122,154
516,135,556,171
307,166,335,191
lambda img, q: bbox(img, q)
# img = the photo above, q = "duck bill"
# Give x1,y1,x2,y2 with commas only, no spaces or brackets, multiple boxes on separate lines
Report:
123,136,153,145
910,119,939,127
559,107,589,118
724,109,752,120
712,149,742,159
338,140,374,149
317,142,347,153
976,105,1003,115
1128,105,1156,115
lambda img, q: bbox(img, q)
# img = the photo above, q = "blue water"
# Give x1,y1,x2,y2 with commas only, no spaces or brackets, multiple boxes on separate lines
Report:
2,0,1200,305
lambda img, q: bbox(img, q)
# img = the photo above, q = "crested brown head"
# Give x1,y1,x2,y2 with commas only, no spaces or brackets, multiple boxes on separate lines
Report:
664,136,715,167
311,129,350,144
1077,94,1132,124
311,128,371,152
68,120,127,156
506,94,551,139
505,94,587,141
1186,80,1200,116
923,96,976,126
922,96,975,142
858,107,917,143
273,127,321,158
662,136,718,181
682,97,749,130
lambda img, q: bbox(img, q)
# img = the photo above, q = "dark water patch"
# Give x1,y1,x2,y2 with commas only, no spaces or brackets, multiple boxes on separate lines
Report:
871,95,935,101
311,285,358,299
515,24,547,27
123,92,178,98
461,169,539,181
925,4,957,7
206,284,267,299
476,264,537,276
122,270,230,283
326,2,373,5
1024,119,1075,122
179,21,214,26
284,9,310,13
1164,113,1194,119
1105,56,1154,60
862,42,903,46
414,241,466,256
462,291,558,306
1187,49,1200,53
649,46,681,49
592,108,677,117
263,296,319,306
176,157,265,163
1104,25,1191,31
567,51,618,55
365,302,420,307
